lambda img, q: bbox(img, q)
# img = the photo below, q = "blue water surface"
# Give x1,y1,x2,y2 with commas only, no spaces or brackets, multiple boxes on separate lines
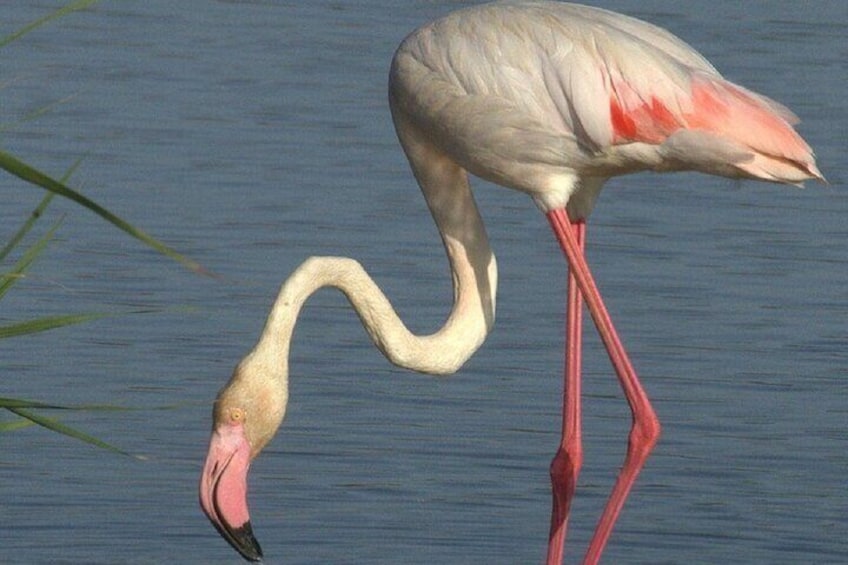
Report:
1,2,845,564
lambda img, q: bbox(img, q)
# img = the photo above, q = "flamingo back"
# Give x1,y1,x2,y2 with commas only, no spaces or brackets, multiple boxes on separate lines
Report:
390,1,823,215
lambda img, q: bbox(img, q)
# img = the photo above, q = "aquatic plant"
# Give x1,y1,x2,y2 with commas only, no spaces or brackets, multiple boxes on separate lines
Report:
1,0,200,453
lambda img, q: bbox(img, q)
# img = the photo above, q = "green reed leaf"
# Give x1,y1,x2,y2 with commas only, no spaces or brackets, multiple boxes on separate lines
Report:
6,406,132,456
0,0,101,48
0,149,208,275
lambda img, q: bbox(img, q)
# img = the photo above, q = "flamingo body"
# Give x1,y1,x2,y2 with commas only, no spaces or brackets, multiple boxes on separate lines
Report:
200,2,822,563
390,1,820,218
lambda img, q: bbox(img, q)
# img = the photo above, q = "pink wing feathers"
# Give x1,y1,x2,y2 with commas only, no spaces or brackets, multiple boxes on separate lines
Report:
397,2,822,188
602,50,822,184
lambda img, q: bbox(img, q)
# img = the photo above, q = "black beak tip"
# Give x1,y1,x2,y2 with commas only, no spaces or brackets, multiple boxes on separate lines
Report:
226,521,264,562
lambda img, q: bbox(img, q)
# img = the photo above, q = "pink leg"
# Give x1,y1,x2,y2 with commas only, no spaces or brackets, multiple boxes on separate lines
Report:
547,220,585,565
545,209,661,565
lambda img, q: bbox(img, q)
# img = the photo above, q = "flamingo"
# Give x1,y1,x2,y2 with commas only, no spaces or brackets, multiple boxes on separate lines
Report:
199,2,823,563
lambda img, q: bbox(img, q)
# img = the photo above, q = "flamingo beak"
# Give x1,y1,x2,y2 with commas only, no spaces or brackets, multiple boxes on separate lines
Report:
199,424,263,562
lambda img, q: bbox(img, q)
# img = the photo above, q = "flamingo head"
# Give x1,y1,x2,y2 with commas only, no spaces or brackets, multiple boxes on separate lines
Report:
199,359,288,562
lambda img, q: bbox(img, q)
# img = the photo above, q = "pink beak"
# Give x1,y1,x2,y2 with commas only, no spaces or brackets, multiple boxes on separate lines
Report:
199,424,263,562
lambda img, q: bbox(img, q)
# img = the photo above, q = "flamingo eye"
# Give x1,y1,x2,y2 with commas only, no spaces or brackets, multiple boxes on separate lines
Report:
228,407,245,424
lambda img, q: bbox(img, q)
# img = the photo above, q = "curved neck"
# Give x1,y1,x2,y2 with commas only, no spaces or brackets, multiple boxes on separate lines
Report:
250,141,496,381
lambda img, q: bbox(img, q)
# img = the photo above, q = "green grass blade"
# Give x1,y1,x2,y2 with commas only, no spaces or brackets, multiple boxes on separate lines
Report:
0,312,114,339
0,0,100,48
0,193,55,262
0,215,62,300
0,397,64,409
0,149,208,275
0,306,166,340
0,92,82,134
0,93,83,136
0,395,201,413
0,396,143,412
0,419,35,432
0,157,77,262
6,406,132,456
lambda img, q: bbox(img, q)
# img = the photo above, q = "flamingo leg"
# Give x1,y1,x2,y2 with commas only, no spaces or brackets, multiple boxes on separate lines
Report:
547,219,586,565
545,209,661,565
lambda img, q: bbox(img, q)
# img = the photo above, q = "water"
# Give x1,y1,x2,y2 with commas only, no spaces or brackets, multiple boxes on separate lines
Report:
2,1,845,563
